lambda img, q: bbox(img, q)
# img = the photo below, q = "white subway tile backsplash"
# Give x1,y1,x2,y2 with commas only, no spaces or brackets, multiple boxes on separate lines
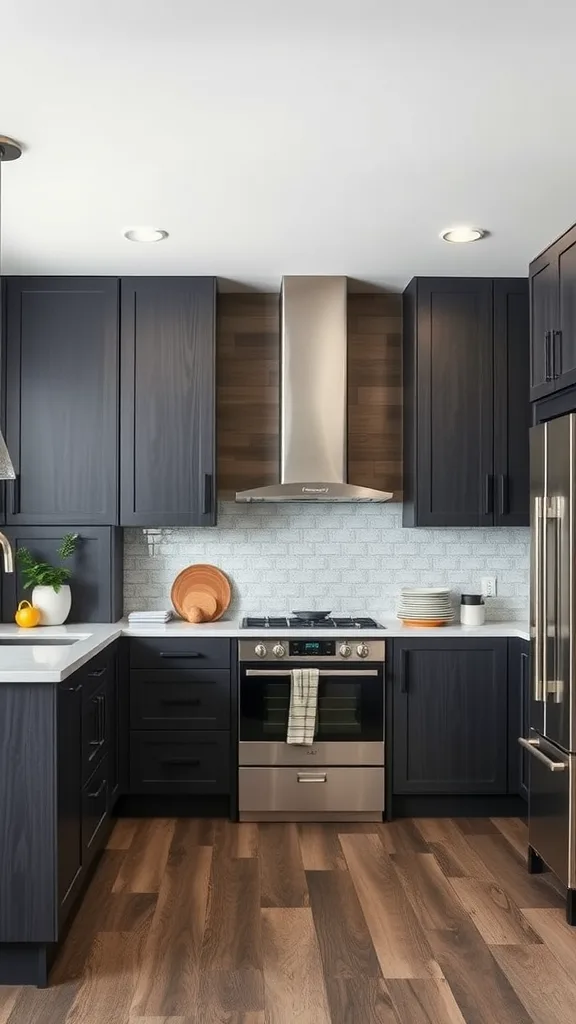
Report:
124,502,530,621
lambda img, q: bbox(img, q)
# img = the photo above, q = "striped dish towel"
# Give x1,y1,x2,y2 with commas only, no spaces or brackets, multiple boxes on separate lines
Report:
286,668,319,745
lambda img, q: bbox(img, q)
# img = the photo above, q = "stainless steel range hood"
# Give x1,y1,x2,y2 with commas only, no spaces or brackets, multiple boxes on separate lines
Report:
236,276,394,502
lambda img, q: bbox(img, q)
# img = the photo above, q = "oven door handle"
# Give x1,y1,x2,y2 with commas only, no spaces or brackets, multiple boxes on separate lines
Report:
244,669,379,677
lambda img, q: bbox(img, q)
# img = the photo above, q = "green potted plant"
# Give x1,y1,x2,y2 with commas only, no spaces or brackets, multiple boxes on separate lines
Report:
16,533,78,625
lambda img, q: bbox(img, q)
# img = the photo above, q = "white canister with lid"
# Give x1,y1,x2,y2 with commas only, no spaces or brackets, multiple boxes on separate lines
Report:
460,594,485,626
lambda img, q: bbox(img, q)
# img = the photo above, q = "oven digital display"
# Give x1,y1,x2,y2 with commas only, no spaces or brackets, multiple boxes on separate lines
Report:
289,640,335,656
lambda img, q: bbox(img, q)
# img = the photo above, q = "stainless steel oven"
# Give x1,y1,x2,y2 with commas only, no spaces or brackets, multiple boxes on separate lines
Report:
238,637,385,821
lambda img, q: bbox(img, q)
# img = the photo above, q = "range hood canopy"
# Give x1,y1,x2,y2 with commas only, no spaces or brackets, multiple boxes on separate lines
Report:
236,276,393,503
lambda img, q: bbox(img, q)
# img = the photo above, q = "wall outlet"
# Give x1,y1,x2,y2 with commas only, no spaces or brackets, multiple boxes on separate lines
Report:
481,576,497,598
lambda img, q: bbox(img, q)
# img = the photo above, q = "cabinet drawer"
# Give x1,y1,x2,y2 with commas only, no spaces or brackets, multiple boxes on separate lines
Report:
239,767,384,815
83,657,110,702
130,637,230,670
82,681,107,783
82,755,109,862
130,731,230,795
130,671,230,730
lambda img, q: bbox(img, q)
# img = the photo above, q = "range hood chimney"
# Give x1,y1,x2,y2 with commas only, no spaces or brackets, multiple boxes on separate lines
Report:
236,276,393,502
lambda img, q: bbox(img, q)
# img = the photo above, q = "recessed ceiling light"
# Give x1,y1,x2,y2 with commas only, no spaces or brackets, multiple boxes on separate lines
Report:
123,227,168,243
440,226,486,244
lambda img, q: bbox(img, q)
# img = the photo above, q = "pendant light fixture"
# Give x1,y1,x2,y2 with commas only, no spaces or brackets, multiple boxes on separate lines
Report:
0,136,21,480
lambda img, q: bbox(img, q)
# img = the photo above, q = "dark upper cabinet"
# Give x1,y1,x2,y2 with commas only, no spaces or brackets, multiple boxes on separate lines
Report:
392,638,509,795
120,277,217,527
530,223,576,400
493,280,530,526
4,278,119,525
403,277,529,527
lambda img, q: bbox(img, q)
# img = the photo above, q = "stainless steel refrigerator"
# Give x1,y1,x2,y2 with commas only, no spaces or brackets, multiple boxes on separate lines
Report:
523,414,576,923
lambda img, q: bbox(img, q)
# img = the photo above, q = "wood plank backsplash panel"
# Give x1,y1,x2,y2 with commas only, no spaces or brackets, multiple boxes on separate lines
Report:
347,293,402,498
216,292,402,499
217,294,280,499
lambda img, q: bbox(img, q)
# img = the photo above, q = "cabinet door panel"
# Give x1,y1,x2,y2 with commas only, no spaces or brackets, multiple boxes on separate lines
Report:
120,278,216,526
493,279,530,526
530,253,557,400
415,279,494,525
393,640,508,795
5,278,119,524
557,231,576,389
57,677,83,927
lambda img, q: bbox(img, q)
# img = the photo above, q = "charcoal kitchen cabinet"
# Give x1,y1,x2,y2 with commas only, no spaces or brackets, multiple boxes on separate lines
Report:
120,277,217,527
3,278,119,525
128,637,232,801
403,277,529,527
392,638,509,795
530,223,576,400
0,643,119,986
509,637,530,801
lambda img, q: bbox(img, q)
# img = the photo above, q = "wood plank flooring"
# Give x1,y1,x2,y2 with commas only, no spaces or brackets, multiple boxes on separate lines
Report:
3,817,576,1023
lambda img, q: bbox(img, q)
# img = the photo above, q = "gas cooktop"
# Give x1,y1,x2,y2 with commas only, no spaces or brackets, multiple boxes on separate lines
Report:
241,616,385,629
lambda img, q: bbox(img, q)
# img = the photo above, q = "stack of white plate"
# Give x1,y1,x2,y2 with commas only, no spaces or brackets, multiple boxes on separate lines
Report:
396,587,454,625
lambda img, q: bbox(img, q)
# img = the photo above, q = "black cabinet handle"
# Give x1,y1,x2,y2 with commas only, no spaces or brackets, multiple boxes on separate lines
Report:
63,681,83,693
161,697,202,707
99,694,106,743
400,649,408,693
553,329,563,378
484,474,494,516
544,331,552,381
498,474,508,516
159,651,202,659
161,757,200,767
203,473,213,516
87,779,107,799
11,476,19,516
88,667,107,678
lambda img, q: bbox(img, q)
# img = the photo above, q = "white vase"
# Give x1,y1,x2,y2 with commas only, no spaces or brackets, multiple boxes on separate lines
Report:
32,584,72,626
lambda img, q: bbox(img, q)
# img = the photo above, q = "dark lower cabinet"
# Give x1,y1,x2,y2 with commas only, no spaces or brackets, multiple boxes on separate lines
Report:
128,637,232,803
0,642,119,986
392,638,509,795
509,637,530,801
57,676,83,927
4,277,119,525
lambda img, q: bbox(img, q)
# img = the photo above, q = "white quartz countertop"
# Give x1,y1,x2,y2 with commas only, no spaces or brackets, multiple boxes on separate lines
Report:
0,617,530,682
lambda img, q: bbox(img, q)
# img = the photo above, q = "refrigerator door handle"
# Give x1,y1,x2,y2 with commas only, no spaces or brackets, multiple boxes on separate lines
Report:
518,736,567,772
533,496,544,702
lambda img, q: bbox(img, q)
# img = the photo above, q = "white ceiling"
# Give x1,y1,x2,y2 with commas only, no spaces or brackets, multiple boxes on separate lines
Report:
2,0,576,290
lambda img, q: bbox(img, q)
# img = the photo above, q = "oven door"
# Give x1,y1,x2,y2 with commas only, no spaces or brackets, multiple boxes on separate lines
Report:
239,661,384,766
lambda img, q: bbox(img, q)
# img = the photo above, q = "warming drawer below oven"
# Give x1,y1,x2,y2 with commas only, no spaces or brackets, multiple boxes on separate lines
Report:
239,766,384,822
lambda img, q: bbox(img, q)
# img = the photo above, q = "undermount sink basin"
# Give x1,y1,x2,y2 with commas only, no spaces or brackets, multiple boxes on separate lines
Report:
0,638,80,646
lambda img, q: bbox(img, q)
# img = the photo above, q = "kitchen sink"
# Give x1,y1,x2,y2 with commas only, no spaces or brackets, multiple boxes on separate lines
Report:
0,638,80,646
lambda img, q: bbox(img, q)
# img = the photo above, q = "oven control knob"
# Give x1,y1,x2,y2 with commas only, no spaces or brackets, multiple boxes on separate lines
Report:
356,643,370,659
339,643,352,658
254,643,267,658
273,643,286,658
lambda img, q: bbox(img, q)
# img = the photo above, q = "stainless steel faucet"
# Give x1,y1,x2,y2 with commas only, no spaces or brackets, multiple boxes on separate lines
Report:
0,532,14,573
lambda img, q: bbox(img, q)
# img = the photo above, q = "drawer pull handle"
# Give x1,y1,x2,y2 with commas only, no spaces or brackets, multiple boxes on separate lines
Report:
297,773,327,783
161,698,202,707
88,667,107,678
161,757,201,767
87,779,107,799
159,652,203,659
